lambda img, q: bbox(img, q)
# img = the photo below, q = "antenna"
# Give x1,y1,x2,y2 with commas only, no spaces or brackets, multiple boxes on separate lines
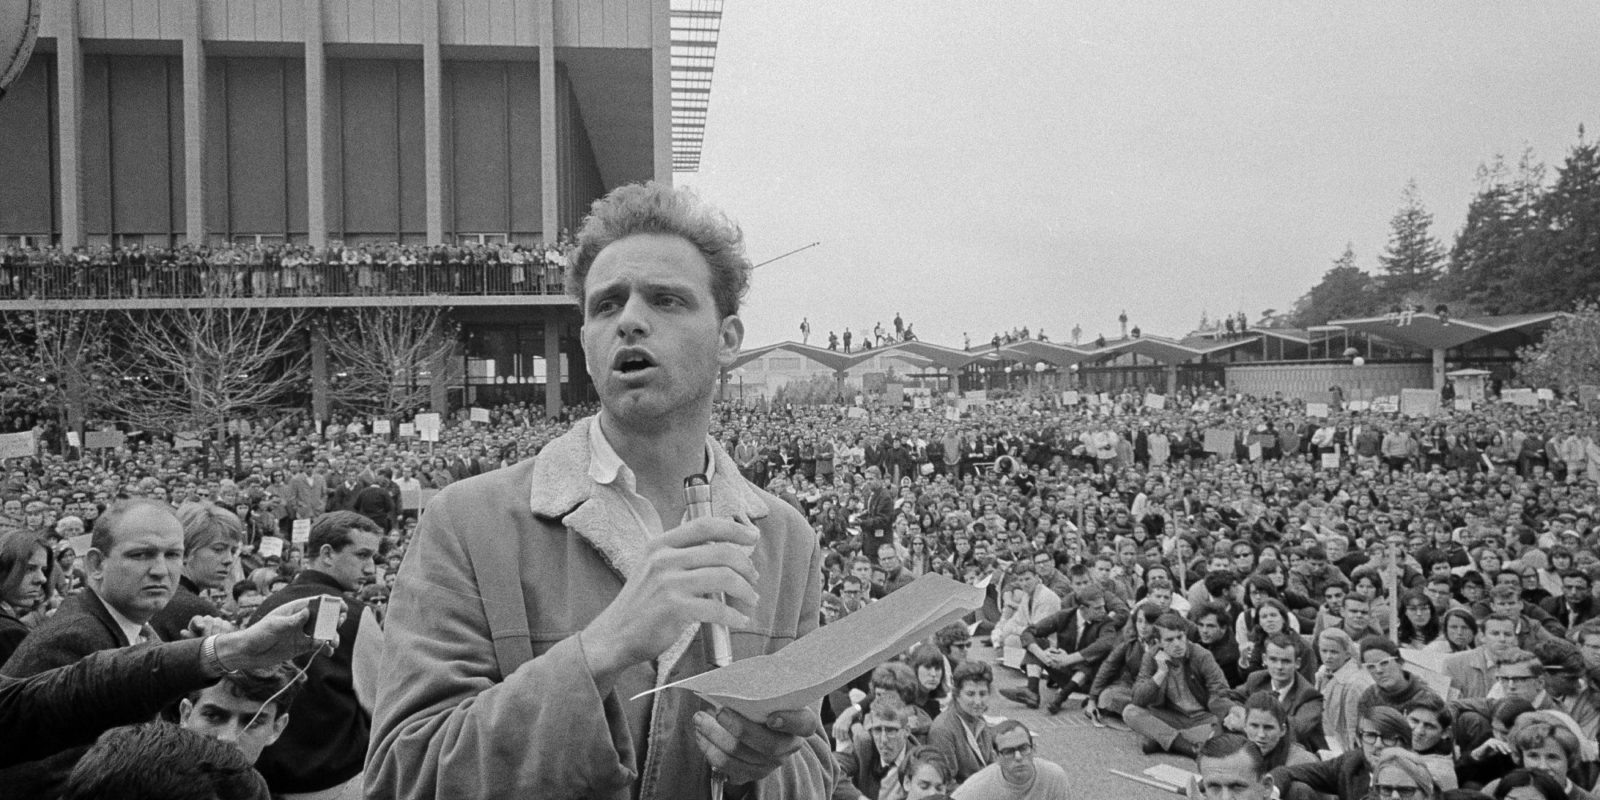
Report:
752,241,820,269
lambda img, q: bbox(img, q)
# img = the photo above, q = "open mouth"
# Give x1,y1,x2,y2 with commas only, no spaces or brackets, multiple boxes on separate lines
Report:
612,349,658,375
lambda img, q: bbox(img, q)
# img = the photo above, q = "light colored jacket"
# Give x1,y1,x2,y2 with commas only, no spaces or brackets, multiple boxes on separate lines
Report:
366,417,834,799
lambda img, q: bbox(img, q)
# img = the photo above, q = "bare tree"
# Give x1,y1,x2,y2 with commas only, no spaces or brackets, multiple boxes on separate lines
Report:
116,306,310,438
324,305,459,417
0,310,125,444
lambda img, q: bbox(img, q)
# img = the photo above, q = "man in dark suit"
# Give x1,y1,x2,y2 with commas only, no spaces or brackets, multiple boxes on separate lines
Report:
856,467,895,565
4,499,187,678
1222,632,1326,751
1002,585,1117,714
1541,569,1600,631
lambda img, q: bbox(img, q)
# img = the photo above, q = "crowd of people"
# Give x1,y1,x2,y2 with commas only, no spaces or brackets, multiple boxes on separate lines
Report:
0,237,575,299
0,378,1594,797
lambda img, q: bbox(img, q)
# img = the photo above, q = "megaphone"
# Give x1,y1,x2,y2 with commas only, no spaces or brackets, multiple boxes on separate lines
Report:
0,0,43,101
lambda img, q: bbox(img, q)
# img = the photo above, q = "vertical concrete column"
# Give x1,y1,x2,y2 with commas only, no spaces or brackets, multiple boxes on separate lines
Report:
538,0,558,239
428,345,450,413
544,317,563,418
1432,347,1446,390
650,0,671,181
303,0,327,246
421,0,444,243
54,1,85,247
1166,364,1178,396
182,0,207,244
310,321,330,422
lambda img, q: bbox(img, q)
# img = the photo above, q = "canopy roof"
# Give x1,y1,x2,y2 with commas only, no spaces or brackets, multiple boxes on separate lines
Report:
1328,312,1565,352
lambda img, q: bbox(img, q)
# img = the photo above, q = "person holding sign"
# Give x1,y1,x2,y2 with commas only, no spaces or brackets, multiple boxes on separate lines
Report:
368,183,831,799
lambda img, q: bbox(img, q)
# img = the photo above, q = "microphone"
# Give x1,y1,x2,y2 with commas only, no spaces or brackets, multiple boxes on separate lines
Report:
684,475,732,668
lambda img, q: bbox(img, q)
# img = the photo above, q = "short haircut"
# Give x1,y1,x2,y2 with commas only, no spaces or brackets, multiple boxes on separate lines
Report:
1196,733,1264,778
1369,748,1435,796
1561,568,1591,586
1155,612,1189,635
60,722,269,800
1359,635,1400,660
1360,706,1412,743
1494,697,1536,729
933,622,970,653
185,663,304,719
1317,627,1357,659
1350,565,1385,595
1009,563,1036,578
1203,569,1237,597
308,511,381,557
1509,711,1582,764
1401,691,1453,730
1488,584,1521,603
901,746,956,789
90,499,179,556
1571,619,1600,646
989,718,1032,742
1483,612,1518,632
1497,649,1542,677
866,703,906,728
1493,769,1569,800
950,660,993,694
175,502,245,555
567,182,752,319
1263,632,1300,658
1074,585,1104,607
870,662,920,705
1191,601,1229,628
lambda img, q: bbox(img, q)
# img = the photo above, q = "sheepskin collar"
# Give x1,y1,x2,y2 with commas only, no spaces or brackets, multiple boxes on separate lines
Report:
527,416,768,685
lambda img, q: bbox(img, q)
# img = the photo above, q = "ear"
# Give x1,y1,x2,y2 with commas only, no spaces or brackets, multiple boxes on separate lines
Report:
266,712,290,745
178,698,194,722
717,314,744,369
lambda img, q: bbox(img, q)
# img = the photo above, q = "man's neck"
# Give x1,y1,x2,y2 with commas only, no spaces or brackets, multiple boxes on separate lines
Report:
598,410,709,513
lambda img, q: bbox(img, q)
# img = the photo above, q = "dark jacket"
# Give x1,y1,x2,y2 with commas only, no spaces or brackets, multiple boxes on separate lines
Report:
1131,642,1232,718
0,605,29,667
251,569,367,794
149,575,224,643
832,730,911,800
1225,669,1327,751
1021,609,1118,669
1270,749,1369,800
926,707,992,784
1090,637,1148,698
1355,671,1430,720
2,589,143,678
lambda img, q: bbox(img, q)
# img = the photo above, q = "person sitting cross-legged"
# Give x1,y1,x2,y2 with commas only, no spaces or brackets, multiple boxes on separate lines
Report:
927,660,996,785
1221,632,1327,752
1000,585,1117,714
1124,611,1232,758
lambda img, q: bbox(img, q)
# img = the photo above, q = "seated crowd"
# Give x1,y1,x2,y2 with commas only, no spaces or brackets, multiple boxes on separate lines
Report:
0,382,1596,798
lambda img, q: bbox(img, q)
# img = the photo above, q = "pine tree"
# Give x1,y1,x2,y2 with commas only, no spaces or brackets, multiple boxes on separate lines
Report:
1531,127,1600,308
1446,150,1545,314
1290,244,1376,327
1377,180,1445,307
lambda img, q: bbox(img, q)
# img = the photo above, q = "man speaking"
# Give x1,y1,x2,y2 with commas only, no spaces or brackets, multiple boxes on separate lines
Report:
367,183,833,799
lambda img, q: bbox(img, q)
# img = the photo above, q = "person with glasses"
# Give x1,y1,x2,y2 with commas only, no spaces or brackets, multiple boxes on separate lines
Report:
1366,747,1439,800
949,720,1068,800
833,705,914,800
1356,637,1431,720
1269,706,1411,800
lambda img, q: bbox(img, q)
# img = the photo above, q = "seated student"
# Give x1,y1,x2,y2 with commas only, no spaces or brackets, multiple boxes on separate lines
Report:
1124,612,1232,758
1530,640,1600,742
178,664,302,765
1087,602,1163,722
1542,569,1600,632
1490,768,1575,800
1571,620,1600,690
1357,636,1432,718
927,661,995,785
1367,747,1443,800
1223,632,1327,752
834,705,917,800
1448,613,1524,699
1235,691,1318,771
1269,706,1412,800
950,720,1070,800
1400,588,1446,649
1191,601,1245,688
1402,692,1459,792
909,647,949,718
1480,711,1600,800
1316,628,1375,754
1190,732,1278,800
1455,697,1538,789
988,564,1061,650
59,722,269,800
834,662,935,747
892,746,957,800
1002,586,1116,713
1484,584,1564,648
1434,607,1481,654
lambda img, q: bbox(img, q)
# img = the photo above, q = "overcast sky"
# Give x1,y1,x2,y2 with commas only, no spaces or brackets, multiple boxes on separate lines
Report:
677,2,1599,349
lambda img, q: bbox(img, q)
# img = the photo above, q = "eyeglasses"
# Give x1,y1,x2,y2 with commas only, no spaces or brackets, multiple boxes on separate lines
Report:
1357,730,1403,747
1371,783,1422,799
996,742,1034,758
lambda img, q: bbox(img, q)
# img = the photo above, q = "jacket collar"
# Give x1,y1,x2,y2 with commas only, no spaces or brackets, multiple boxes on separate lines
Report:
528,416,769,685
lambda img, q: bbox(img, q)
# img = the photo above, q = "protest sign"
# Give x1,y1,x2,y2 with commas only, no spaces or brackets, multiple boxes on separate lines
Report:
401,488,422,511
291,519,312,545
1454,398,1473,412
1204,429,1235,454
1305,402,1329,418
373,419,392,435
1580,385,1600,407
174,433,202,449
399,423,416,438
67,431,81,448
1503,388,1537,407
1061,391,1080,405
1143,393,1166,410
1321,453,1340,470
1371,396,1399,414
84,430,126,449
0,431,36,460
470,407,490,423
846,407,868,420
943,406,961,422
1537,388,1555,402
1248,443,1262,461
1400,388,1438,417
258,536,285,560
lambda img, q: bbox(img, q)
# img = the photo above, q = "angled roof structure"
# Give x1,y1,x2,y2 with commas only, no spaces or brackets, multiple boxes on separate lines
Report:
1329,312,1565,352
670,0,724,173
1076,334,1263,365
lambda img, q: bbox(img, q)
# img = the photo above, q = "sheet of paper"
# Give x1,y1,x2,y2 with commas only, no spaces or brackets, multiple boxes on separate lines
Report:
1144,764,1200,788
639,574,983,720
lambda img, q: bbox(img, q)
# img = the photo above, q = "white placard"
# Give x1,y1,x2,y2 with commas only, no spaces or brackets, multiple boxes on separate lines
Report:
258,536,285,559
470,407,490,423
1062,391,1080,405
1321,453,1341,470
399,423,416,438
1305,402,1329,418
0,431,36,460
1537,388,1555,402
1143,393,1166,410
944,407,960,422
1453,398,1473,412
846,407,868,419
421,427,440,442
291,519,312,545
1400,388,1438,417
67,431,81,448
373,419,392,435
1248,443,1263,461
414,412,442,433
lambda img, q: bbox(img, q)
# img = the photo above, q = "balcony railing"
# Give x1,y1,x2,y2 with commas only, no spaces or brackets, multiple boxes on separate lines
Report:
0,259,568,300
